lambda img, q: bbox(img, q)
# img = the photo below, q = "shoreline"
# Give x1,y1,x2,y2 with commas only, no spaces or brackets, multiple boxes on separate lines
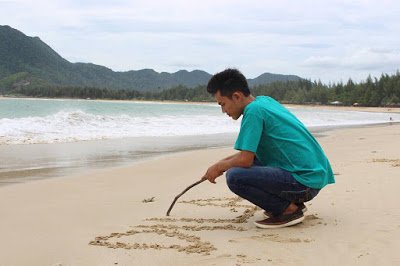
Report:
286,103,400,114
2,95,400,113
1,122,398,187
1,122,399,187
0,123,399,265
0,133,237,186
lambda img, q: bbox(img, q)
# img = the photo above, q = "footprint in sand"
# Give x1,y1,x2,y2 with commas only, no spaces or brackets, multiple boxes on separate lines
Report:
371,158,400,167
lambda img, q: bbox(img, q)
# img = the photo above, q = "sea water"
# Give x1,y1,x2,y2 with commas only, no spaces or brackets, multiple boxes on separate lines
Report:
0,98,398,184
1,98,398,144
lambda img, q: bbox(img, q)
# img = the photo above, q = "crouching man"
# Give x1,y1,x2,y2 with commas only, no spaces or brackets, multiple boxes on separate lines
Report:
203,69,335,228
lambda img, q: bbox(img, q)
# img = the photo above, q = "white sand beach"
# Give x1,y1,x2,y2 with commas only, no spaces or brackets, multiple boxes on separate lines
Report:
0,124,399,265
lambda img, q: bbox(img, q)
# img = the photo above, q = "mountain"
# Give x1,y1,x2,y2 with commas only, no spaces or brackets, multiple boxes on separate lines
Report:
248,72,301,86
0,25,302,91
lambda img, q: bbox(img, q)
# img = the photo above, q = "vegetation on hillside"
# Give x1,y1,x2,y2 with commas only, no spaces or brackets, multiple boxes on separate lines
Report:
2,71,399,107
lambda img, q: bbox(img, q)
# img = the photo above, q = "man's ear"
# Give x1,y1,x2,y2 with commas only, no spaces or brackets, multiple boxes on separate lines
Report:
232,91,242,101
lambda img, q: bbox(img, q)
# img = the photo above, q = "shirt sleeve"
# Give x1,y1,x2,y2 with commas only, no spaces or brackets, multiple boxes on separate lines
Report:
234,113,263,153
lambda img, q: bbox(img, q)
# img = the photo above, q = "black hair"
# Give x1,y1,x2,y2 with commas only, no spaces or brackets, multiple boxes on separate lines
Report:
206,68,251,98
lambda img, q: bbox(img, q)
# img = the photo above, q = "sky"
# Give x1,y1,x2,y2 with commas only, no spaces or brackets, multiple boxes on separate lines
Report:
1,0,399,83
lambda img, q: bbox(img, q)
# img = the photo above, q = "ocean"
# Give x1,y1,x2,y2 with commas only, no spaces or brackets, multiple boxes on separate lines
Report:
1,97,398,185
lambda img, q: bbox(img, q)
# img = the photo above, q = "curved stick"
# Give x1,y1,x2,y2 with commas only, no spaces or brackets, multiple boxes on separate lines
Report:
166,178,206,216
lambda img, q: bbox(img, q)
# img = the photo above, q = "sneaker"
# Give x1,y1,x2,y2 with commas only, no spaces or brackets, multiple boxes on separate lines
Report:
255,208,304,229
263,203,307,218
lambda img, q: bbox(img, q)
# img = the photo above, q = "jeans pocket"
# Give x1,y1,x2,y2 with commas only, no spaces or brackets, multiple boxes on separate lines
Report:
279,188,319,203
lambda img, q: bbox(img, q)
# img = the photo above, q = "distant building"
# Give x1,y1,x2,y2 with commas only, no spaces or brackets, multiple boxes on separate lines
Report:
330,101,343,105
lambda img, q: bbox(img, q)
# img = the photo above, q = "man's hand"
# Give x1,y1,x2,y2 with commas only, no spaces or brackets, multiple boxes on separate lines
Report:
203,162,225,184
203,151,255,184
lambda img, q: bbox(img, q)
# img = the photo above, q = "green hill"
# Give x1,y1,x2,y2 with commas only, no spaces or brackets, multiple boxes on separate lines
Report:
0,25,302,92
248,72,301,86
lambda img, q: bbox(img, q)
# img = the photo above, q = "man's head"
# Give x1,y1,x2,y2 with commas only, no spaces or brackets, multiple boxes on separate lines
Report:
206,68,250,98
207,68,253,120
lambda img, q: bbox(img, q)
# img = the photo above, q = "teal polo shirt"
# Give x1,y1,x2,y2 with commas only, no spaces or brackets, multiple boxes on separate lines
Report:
234,96,335,189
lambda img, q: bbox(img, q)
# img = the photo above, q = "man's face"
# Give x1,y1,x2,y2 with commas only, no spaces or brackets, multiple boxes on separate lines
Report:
215,91,243,120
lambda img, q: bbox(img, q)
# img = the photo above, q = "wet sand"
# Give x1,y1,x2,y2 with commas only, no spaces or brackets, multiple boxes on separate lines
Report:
0,133,237,186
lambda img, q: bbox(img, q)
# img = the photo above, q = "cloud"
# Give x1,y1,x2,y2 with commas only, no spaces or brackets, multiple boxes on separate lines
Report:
1,0,400,82
300,47,400,82
344,48,400,70
168,61,201,69
303,48,400,71
303,56,339,69
292,43,333,49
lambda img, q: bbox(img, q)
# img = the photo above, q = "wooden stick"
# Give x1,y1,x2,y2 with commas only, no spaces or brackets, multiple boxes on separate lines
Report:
166,178,206,216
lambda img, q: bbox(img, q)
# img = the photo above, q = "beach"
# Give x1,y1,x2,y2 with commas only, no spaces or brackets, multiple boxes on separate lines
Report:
0,123,399,265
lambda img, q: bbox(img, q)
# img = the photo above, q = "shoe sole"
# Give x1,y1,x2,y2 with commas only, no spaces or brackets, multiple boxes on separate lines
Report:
254,215,305,229
263,207,308,218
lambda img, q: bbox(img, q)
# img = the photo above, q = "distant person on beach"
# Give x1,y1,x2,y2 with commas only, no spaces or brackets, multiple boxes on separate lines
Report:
203,68,335,228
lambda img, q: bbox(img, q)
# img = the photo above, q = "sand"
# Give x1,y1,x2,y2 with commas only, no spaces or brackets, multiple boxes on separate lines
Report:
285,104,400,114
0,124,400,265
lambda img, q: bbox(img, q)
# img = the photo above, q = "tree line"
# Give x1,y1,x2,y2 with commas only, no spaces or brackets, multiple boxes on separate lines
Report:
2,71,400,107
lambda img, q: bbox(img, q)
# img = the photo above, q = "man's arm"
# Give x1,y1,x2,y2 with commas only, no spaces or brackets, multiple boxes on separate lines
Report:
203,150,255,183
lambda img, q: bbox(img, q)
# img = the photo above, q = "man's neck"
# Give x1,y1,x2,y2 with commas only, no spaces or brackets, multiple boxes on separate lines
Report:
243,94,255,107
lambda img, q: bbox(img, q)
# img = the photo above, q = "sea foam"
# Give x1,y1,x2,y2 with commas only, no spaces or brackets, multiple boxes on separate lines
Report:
0,109,239,144
0,102,398,145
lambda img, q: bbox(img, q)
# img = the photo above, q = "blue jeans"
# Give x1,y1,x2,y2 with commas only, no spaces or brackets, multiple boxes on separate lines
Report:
226,162,320,216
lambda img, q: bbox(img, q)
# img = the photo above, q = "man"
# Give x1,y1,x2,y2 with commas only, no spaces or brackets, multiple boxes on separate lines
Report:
203,68,335,228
